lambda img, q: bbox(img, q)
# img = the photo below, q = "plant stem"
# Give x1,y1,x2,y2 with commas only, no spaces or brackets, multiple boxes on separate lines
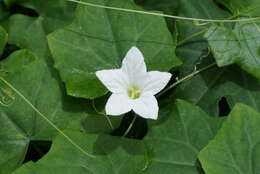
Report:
157,63,217,98
123,115,137,137
66,0,260,23
0,77,96,159
177,28,208,47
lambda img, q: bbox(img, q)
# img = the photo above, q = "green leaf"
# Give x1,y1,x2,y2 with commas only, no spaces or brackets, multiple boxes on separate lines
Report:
27,0,76,33
48,0,181,99
143,0,178,14
81,97,122,134
143,99,223,174
0,50,86,173
199,104,260,174
0,26,7,57
82,114,120,133
205,22,260,79
177,0,229,19
143,0,230,33
219,0,260,16
13,131,148,174
4,0,76,33
8,13,118,133
143,0,229,19
8,15,47,58
141,0,179,30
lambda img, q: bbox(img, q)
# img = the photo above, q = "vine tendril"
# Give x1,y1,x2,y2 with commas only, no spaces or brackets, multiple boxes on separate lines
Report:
66,0,260,23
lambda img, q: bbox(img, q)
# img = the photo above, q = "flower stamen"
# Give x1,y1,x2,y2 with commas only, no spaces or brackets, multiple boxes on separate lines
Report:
128,86,141,99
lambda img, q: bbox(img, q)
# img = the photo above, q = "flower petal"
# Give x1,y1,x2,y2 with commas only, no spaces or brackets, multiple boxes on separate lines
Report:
142,71,172,95
96,69,129,93
132,95,159,119
105,94,132,115
121,47,147,87
122,47,147,73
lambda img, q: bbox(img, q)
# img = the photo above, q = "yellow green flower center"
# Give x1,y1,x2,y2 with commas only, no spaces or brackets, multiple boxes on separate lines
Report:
128,86,141,99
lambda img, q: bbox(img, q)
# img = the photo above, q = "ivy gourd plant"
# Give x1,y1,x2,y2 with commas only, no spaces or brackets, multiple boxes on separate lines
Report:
0,0,260,174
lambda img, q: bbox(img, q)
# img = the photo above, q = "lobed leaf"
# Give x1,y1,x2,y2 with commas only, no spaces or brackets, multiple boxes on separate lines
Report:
48,0,181,99
205,22,260,79
3,0,76,33
143,99,223,174
199,104,260,174
0,50,87,173
8,15,47,58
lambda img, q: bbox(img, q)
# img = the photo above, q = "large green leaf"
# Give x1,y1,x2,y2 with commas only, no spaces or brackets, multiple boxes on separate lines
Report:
199,104,260,174
81,97,122,134
4,0,76,33
0,26,7,56
205,22,260,79
143,0,229,19
13,131,148,174
25,0,76,33
0,50,86,174
7,14,122,134
8,15,47,58
219,0,260,16
143,99,223,174
141,0,179,30
143,0,230,33
142,0,179,14
48,0,181,99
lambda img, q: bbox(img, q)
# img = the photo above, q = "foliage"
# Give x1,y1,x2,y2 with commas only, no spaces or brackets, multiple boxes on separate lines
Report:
0,0,259,173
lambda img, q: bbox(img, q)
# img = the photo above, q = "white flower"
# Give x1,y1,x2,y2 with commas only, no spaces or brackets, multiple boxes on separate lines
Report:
96,46,172,120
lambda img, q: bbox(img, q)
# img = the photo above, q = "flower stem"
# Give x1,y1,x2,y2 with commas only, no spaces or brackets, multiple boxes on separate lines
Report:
157,63,217,98
123,115,137,137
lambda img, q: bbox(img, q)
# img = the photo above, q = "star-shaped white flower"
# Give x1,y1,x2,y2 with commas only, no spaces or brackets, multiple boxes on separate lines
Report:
96,46,172,120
